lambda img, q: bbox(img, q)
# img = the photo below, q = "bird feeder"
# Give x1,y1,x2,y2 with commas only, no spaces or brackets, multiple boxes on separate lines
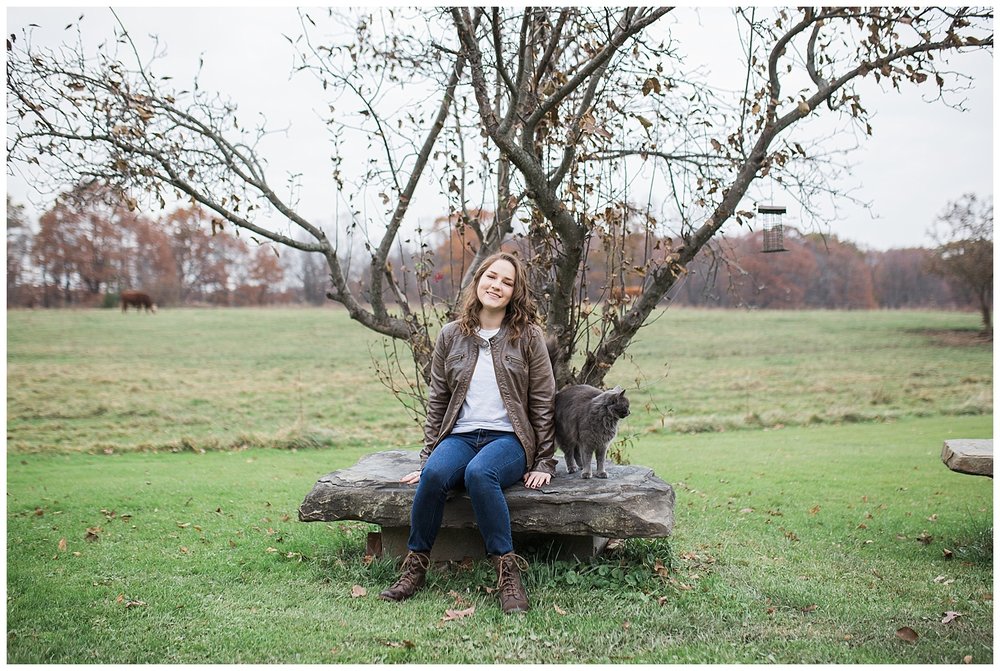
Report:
757,204,788,253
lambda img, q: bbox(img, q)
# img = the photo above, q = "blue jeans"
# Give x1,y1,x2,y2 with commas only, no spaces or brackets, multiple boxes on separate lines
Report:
409,429,527,556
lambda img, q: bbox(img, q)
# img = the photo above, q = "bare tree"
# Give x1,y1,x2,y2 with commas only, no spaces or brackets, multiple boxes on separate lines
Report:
928,193,993,336
7,7,993,400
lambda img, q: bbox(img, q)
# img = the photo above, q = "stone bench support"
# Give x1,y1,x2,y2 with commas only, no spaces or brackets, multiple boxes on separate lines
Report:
299,450,675,561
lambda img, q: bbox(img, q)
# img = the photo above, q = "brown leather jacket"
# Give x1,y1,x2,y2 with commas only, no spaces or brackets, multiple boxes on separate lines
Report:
419,320,558,475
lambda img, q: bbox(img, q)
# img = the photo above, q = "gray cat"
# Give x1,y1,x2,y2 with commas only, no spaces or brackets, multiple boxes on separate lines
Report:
554,384,630,479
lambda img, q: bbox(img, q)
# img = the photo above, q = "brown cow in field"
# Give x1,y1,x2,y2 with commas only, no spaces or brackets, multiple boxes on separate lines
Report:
120,290,157,313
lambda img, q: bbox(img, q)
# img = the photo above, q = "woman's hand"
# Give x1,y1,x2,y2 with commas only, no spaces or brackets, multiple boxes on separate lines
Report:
400,470,421,485
523,471,551,489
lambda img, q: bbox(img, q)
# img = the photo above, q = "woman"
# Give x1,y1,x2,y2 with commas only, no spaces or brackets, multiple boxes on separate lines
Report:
378,251,556,614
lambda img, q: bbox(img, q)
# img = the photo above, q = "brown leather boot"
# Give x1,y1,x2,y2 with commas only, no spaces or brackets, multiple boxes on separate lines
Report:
490,552,530,614
378,551,430,602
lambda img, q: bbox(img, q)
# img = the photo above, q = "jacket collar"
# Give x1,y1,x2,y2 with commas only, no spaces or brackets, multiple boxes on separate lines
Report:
473,321,508,347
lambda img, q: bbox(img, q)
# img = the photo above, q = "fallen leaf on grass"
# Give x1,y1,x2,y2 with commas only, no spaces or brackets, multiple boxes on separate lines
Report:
808,505,821,515
739,507,754,514
441,605,475,622
653,560,670,578
384,640,415,649
58,538,67,552
657,596,669,606
941,611,962,625
942,548,954,560
350,585,367,598
553,604,567,615
84,527,101,542
916,532,933,545
124,599,146,609
447,590,471,607
963,655,973,664
932,575,955,585
179,547,189,554
896,626,919,643
668,577,693,591
801,604,818,613
34,508,44,516
622,620,631,630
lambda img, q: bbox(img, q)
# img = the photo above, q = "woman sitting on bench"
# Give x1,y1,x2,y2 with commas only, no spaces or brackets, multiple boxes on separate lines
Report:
378,251,557,614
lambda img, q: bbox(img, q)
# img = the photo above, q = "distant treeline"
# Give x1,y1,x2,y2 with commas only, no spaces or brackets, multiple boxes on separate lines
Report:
6,190,975,311
670,229,968,310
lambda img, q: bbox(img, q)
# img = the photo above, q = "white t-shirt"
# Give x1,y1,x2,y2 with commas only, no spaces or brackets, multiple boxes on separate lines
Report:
451,327,515,434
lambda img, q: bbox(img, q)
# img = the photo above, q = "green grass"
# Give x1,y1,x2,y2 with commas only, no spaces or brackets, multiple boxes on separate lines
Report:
6,308,991,453
6,307,993,663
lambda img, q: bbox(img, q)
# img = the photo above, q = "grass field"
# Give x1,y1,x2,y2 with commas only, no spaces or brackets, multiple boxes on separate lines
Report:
5,307,994,663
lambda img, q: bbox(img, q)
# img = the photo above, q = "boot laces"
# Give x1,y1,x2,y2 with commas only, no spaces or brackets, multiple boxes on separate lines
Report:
390,551,429,590
496,553,529,597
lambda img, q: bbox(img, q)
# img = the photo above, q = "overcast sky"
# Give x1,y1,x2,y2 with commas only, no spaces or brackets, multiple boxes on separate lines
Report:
5,5,994,251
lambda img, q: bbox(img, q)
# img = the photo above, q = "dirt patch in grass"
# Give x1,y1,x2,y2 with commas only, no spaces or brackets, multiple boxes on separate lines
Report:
913,328,992,348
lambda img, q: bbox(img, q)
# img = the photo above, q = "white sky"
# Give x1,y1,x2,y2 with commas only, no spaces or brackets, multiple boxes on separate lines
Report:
4,4,995,251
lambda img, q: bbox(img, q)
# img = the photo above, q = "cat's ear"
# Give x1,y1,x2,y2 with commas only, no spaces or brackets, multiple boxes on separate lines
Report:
611,385,625,397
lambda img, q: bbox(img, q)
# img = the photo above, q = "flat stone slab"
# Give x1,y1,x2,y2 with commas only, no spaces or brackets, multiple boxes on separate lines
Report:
299,450,675,542
942,439,993,477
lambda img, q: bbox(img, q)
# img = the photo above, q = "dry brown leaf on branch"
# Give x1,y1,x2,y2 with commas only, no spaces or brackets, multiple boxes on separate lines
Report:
896,626,919,643
441,605,475,622
350,585,367,598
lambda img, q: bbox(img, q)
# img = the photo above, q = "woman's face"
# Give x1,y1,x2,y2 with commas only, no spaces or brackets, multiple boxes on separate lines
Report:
476,259,517,313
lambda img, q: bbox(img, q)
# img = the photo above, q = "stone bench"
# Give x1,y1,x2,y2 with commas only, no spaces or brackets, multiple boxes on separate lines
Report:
298,449,675,561
941,439,993,477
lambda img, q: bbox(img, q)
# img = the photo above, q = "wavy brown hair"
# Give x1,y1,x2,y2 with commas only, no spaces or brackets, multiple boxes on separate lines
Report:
457,252,538,341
